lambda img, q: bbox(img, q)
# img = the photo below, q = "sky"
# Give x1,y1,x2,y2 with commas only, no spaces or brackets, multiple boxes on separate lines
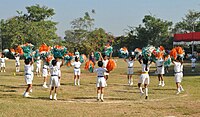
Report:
0,0,200,38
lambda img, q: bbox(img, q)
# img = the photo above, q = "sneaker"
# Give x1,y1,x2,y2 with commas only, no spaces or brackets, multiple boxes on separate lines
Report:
43,85,48,88
23,93,31,98
176,91,181,95
50,95,52,100
96,99,100,102
74,83,77,86
161,83,165,87
158,83,162,86
140,92,144,97
30,89,32,93
180,87,184,92
53,95,57,100
145,96,148,99
130,82,133,86
100,98,104,102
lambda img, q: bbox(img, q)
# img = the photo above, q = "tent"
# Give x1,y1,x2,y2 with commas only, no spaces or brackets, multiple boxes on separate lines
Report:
173,32,200,45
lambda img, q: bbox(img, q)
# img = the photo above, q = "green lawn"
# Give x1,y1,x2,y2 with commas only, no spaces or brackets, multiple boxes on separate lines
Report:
0,59,200,117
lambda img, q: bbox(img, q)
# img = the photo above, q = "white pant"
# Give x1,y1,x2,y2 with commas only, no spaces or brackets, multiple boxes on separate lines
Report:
50,76,59,87
1,63,5,67
174,72,183,83
25,73,33,84
127,68,133,75
157,67,165,74
138,74,150,85
74,68,81,75
96,77,106,87
42,68,48,77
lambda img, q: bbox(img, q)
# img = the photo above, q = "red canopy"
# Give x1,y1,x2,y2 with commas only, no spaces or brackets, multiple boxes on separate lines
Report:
174,32,200,42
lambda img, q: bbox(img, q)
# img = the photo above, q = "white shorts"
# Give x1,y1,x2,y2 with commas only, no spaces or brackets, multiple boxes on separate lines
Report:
191,63,196,68
127,68,133,75
74,68,81,75
104,72,109,76
96,77,106,87
15,62,20,67
1,63,5,67
138,74,150,85
50,76,59,87
24,73,33,84
174,72,183,83
42,68,48,77
36,66,41,73
58,70,61,77
157,67,165,74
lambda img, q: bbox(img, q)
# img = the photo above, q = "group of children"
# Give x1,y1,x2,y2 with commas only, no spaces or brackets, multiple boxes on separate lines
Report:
123,55,185,99
0,51,197,101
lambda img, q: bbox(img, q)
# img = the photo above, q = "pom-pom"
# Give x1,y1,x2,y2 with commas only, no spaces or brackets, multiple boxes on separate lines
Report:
21,43,34,59
106,59,116,71
10,49,15,55
39,43,50,54
15,46,24,55
46,55,54,64
170,46,184,60
134,48,142,59
104,44,113,57
119,47,129,58
94,52,100,61
85,60,94,72
51,45,67,58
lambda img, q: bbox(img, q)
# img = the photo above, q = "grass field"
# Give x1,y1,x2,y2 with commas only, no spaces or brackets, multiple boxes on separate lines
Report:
0,59,200,117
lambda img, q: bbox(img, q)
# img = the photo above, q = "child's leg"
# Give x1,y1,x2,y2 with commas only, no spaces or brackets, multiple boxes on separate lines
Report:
97,87,101,100
127,75,130,84
144,84,148,99
176,82,181,94
138,83,144,94
77,75,80,85
100,87,104,101
160,74,165,86
158,75,162,86
74,75,77,85
43,76,48,88
130,75,133,85
105,75,108,80
50,87,54,99
54,87,57,100
24,84,32,97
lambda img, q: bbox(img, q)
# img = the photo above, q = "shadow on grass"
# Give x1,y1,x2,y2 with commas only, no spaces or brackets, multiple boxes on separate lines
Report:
28,96,50,100
113,90,138,94
0,84,24,89
152,88,175,91
0,89,17,92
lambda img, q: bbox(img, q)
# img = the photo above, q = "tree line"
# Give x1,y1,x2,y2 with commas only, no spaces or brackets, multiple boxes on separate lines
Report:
1,5,200,55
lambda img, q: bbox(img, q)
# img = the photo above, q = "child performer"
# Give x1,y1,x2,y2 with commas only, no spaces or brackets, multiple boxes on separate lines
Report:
74,49,80,58
71,57,82,86
190,55,197,72
94,61,108,102
56,58,64,86
23,58,34,97
36,57,42,77
172,56,184,94
164,54,171,73
156,58,165,87
42,61,49,88
100,53,109,86
0,54,7,72
49,60,60,100
124,56,135,86
138,58,151,99
15,53,20,72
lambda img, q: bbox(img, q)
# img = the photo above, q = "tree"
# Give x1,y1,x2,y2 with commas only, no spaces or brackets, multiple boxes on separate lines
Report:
121,15,173,49
0,4,58,49
173,10,200,33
